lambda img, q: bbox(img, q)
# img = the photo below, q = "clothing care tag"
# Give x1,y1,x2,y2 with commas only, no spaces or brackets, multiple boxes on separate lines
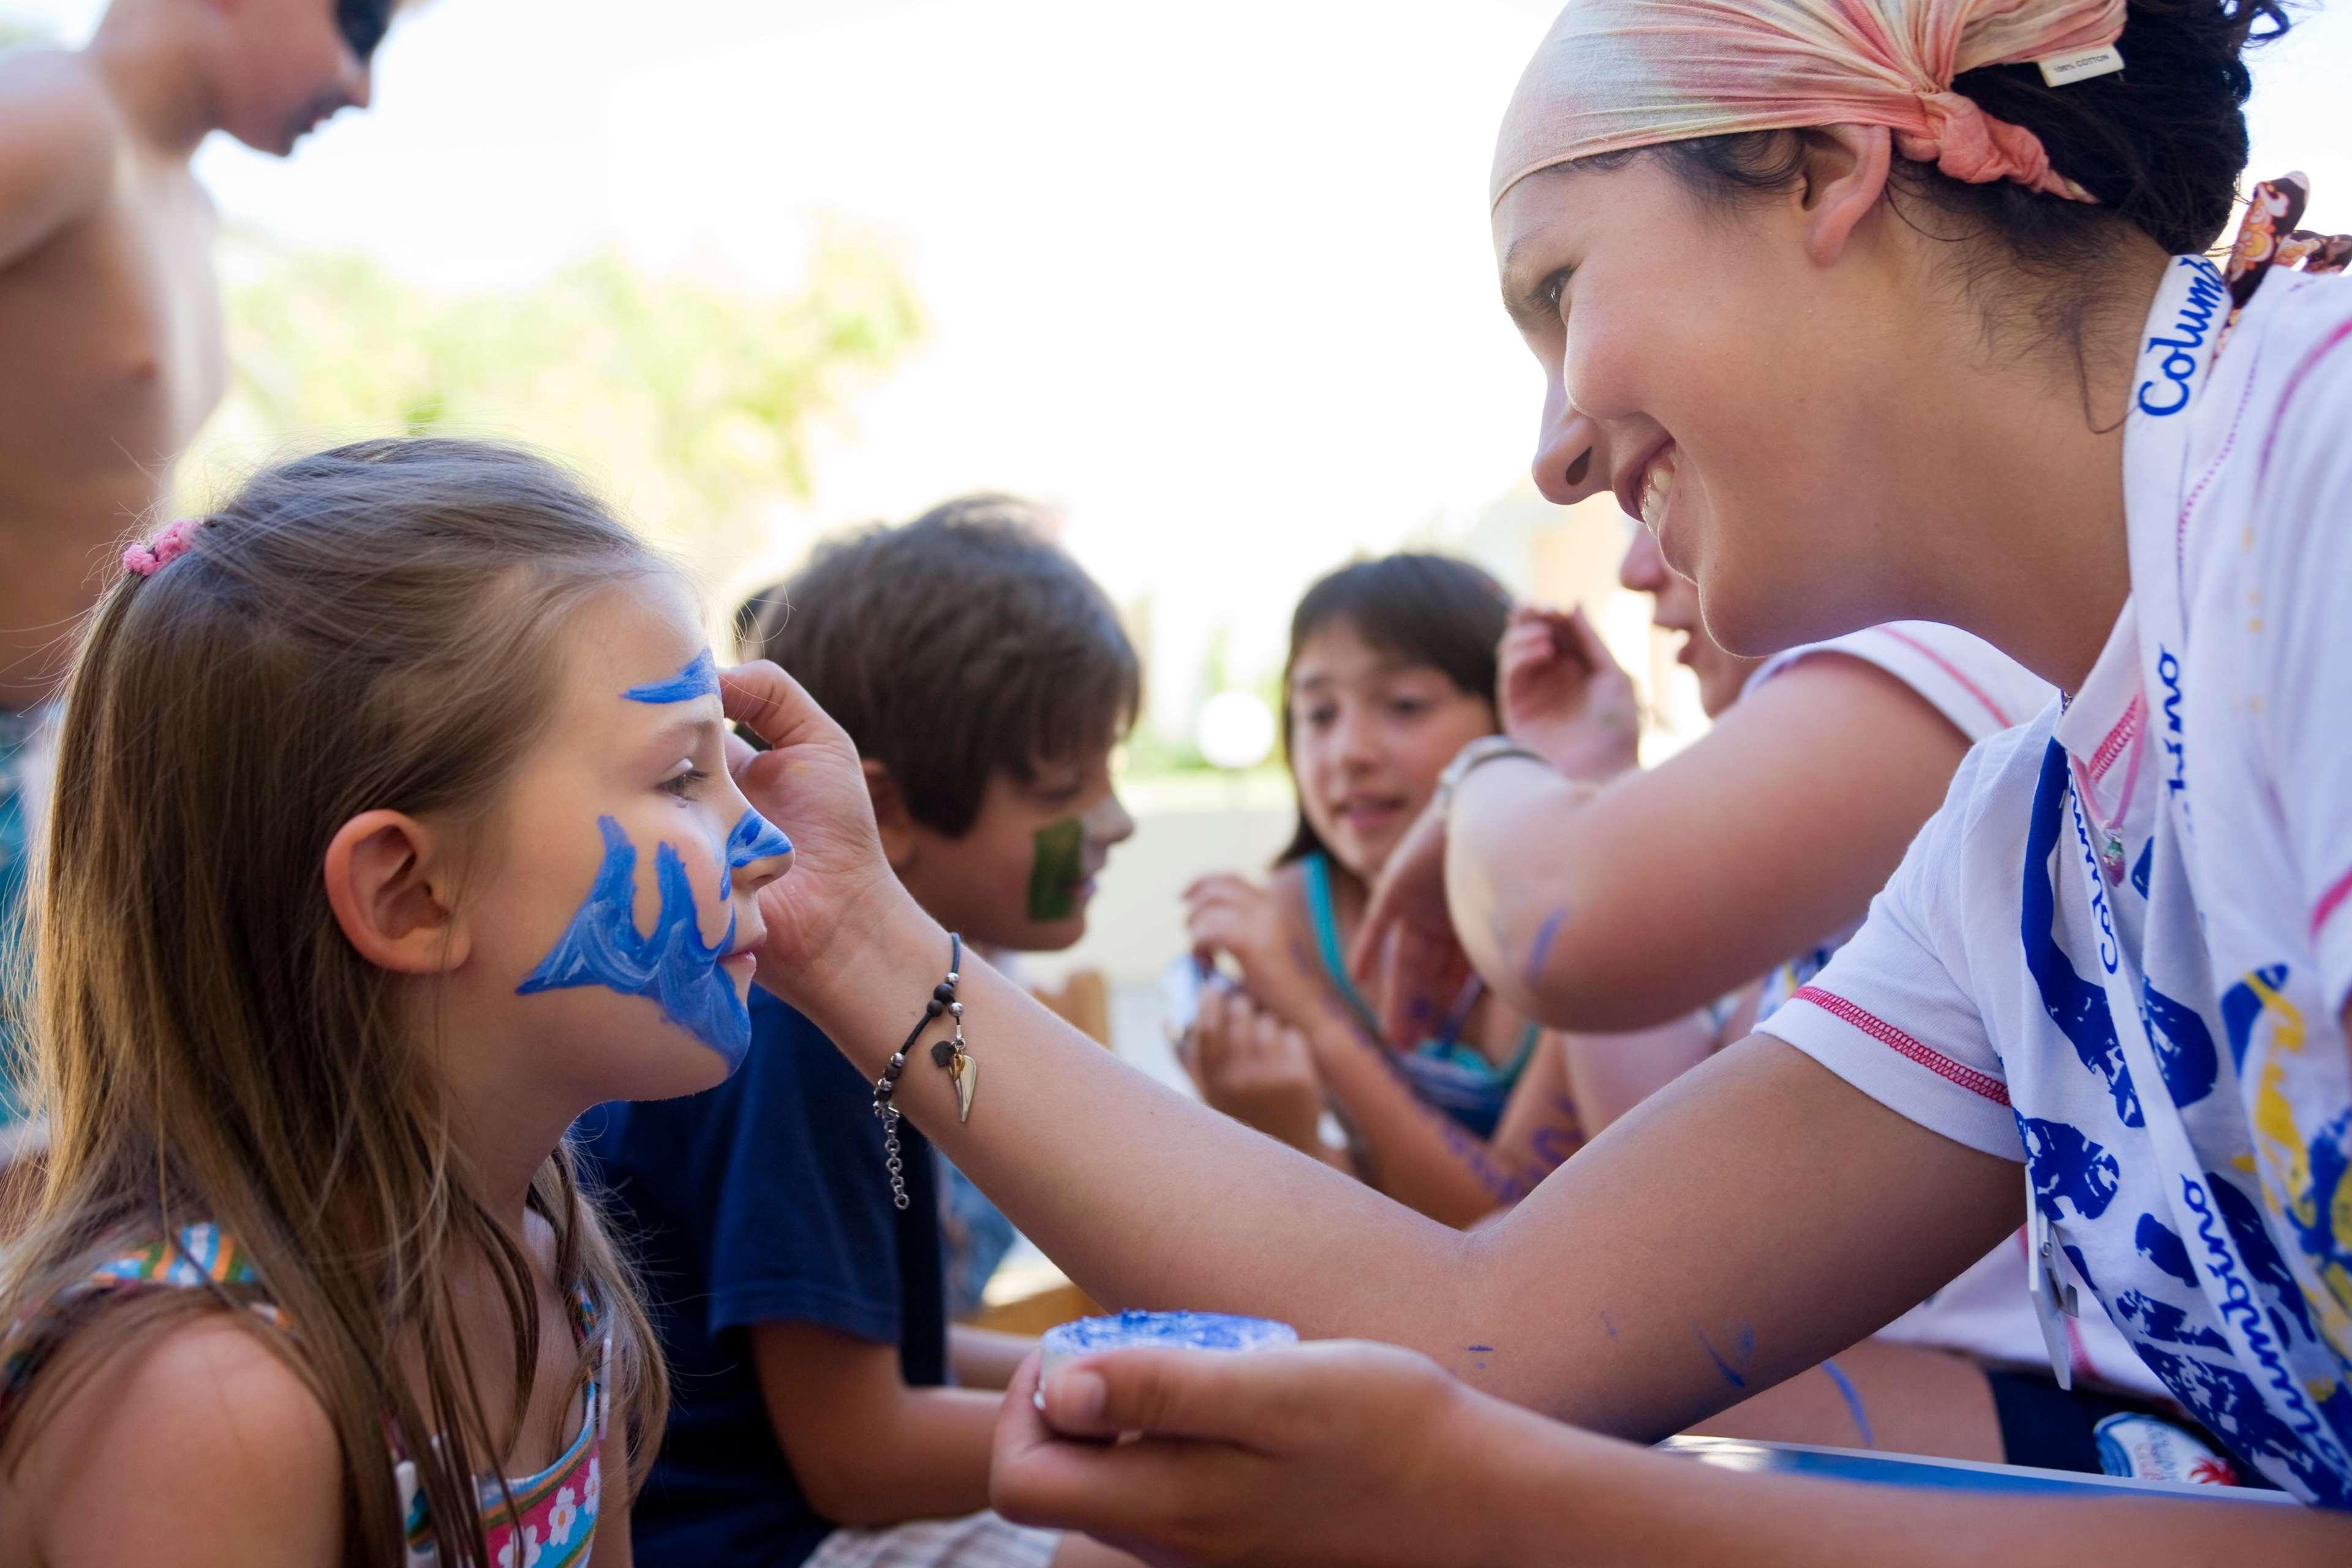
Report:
2038,43,2125,87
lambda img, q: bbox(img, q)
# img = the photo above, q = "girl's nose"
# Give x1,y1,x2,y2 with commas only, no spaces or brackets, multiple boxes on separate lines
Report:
725,810,794,899
1618,525,1667,594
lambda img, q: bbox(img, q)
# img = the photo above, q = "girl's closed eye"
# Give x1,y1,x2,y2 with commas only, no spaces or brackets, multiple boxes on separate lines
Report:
660,762,709,799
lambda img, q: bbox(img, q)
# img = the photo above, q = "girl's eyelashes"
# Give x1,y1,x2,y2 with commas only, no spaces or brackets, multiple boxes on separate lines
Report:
659,764,710,799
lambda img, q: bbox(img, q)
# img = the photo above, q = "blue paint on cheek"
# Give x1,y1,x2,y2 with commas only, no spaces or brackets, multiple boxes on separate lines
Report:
517,815,751,1068
720,809,792,899
624,650,720,705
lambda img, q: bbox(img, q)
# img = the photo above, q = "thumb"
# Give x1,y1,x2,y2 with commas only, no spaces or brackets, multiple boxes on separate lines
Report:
1039,1344,1312,1447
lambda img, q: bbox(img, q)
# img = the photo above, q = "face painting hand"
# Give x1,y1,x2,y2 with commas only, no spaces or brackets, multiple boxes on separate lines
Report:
517,808,789,1071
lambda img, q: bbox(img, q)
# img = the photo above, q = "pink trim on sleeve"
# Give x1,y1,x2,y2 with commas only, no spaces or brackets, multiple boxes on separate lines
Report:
1791,986,2012,1106
1872,627,2015,729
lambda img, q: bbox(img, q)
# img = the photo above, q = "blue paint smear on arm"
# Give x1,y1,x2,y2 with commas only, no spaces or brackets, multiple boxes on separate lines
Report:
1819,1358,1874,1448
1696,1330,1747,1390
624,649,720,704
1525,905,1567,992
1599,1311,1618,1338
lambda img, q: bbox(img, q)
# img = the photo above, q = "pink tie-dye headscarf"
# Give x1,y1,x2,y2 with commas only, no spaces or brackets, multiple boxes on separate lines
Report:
1491,0,2125,209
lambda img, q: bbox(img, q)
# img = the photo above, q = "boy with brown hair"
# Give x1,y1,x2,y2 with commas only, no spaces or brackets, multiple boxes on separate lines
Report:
582,495,1142,1568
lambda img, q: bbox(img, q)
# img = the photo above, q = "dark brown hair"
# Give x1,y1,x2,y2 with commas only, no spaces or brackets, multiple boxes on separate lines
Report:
737,494,1140,837
1276,553,1512,867
0,438,671,1566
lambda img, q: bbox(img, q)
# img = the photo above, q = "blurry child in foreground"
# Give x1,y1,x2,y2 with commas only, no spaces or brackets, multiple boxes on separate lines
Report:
581,497,1143,1568
0,439,796,1563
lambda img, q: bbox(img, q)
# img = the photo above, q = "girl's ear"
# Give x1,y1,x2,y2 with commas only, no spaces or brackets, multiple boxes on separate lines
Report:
1795,123,1894,268
863,759,921,873
323,810,469,974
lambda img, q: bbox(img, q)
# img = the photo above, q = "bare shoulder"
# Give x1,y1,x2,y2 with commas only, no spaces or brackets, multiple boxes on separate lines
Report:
0,48,119,153
13,1314,342,1563
0,49,119,227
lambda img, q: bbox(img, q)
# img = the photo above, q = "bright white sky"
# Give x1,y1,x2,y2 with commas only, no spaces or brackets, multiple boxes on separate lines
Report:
9,0,2349,715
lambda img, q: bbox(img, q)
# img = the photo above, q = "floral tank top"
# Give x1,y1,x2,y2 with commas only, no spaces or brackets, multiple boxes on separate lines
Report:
1,1223,607,1566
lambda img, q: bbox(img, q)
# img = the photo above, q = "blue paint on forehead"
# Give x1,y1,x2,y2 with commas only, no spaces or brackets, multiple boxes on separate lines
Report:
625,649,720,705
518,815,750,1068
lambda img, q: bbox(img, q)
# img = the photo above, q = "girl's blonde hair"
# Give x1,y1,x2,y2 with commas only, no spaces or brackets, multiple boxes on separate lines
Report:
0,438,673,1565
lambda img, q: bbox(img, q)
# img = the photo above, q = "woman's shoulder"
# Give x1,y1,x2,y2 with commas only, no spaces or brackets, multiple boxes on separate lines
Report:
4,1312,340,1561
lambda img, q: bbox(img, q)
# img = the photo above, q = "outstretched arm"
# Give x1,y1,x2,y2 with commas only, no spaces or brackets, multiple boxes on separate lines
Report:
1445,655,1969,1031
729,657,2015,1431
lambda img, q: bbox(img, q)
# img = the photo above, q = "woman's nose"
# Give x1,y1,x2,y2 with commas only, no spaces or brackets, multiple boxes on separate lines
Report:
1532,394,1608,507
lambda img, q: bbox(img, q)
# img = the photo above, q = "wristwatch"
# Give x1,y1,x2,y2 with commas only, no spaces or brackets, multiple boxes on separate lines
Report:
1434,735,1550,813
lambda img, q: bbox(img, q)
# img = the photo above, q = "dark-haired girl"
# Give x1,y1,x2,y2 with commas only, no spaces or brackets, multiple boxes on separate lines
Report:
1178,554,1639,1226
716,0,2352,1559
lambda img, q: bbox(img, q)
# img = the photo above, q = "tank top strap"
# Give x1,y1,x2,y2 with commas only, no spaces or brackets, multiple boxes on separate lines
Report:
1300,853,1384,1040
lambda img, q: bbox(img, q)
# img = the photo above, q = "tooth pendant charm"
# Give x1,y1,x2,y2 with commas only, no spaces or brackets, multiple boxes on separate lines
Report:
932,1035,978,1122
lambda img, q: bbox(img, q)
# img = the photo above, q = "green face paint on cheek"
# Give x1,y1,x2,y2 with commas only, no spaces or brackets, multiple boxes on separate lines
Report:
1027,815,1085,922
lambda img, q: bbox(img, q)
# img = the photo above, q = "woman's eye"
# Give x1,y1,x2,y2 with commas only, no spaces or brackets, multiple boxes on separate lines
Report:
1388,696,1431,718
660,766,709,799
1301,706,1337,729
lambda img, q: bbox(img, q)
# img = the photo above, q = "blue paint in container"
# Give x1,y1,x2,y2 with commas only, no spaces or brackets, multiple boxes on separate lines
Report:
1038,1310,1297,1382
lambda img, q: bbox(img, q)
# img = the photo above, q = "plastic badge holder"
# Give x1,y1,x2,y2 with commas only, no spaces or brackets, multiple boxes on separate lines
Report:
1039,1310,1299,1382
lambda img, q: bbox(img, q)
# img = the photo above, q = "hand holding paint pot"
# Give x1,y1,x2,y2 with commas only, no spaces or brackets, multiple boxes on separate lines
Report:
720,658,921,989
1039,1310,1298,1385
998,1335,1546,1567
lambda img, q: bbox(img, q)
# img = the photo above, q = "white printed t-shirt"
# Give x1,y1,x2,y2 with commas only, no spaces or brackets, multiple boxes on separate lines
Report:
1744,628,2169,1400
1759,259,2352,1503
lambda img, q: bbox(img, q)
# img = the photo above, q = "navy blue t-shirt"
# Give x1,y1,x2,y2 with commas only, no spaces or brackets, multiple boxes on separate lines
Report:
578,989,946,1567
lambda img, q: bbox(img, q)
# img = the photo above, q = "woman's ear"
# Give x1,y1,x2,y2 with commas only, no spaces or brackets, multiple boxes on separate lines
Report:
863,760,919,873
323,811,469,974
1795,123,1893,268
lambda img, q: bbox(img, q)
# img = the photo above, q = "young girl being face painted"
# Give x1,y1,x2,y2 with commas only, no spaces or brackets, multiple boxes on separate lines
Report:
456,576,793,1101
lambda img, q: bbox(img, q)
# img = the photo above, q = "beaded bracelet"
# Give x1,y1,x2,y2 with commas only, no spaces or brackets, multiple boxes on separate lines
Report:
871,933,971,1212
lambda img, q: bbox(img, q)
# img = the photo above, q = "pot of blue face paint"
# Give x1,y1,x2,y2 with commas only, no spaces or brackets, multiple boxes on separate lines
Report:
1039,1310,1298,1384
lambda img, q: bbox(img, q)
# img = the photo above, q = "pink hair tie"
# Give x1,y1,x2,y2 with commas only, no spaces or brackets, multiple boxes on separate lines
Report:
123,517,203,579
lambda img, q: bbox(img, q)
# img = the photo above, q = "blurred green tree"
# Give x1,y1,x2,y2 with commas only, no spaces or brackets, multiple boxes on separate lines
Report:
186,227,924,582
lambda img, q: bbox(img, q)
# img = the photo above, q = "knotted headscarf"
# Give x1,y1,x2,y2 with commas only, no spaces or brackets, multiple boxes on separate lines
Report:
1491,0,2125,209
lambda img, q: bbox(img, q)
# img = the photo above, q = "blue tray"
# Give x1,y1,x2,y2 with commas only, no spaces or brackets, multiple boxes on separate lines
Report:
1659,1436,2295,1503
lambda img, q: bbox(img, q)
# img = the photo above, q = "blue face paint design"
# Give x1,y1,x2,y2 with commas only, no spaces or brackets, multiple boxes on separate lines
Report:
518,816,750,1068
624,649,720,706
722,810,793,899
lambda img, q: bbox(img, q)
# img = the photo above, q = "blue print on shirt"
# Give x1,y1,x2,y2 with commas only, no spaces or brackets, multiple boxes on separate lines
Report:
2290,1110,2352,1313
2208,1170,2318,1344
2143,981,2219,1107
2019,1115,2120,1222
2219,965,2291,1074
2021,742,2143,1126
518,815,749,1067
2130,839,2152,899
2135,1344,2351,1506
2114,1289,2231,1351
2137,1213,2199,1288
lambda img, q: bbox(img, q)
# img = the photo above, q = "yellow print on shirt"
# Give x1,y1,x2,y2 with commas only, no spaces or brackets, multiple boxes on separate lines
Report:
2228,967,2352,1359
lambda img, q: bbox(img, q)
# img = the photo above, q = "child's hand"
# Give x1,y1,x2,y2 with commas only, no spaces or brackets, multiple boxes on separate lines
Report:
1498,606,1641,783
1183,874,1329,1031
1177,984,1327,1155
1348,801,1471,1047
722,660,911,987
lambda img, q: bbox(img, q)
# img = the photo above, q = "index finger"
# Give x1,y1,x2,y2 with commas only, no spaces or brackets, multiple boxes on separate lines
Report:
719,659,826,752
